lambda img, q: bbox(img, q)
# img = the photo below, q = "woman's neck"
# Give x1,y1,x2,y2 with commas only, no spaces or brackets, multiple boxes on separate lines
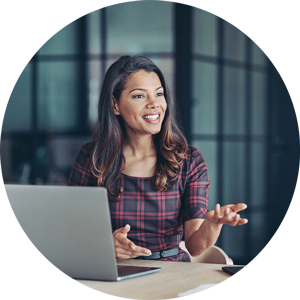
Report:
123,135,156,159
122,134,157,177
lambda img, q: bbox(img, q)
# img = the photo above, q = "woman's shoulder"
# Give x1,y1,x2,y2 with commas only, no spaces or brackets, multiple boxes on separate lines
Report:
74,141,95,162
180,144,207,174
184,145,205,162
179,145,208,182
79,141,95,154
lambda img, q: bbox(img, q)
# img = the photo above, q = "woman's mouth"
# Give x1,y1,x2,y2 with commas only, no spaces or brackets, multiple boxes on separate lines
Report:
142,114,159,120
142,113,161,123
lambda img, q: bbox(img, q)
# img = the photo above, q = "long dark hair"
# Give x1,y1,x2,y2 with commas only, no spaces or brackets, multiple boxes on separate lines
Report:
91,55,188,201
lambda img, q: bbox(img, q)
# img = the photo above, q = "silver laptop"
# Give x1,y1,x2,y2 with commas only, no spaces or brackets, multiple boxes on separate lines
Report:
5,184,161,281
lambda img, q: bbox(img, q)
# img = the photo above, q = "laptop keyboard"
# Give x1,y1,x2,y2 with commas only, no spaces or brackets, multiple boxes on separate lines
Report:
117,265,136,276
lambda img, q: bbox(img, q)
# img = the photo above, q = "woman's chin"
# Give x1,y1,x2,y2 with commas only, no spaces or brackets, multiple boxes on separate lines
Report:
147,127,162,135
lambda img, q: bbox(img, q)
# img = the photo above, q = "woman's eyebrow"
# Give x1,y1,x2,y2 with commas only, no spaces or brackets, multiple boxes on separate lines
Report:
129,86,163,93
129,88,146,93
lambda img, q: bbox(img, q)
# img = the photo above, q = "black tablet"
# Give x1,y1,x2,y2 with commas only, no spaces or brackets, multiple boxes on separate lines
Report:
222,265,300,276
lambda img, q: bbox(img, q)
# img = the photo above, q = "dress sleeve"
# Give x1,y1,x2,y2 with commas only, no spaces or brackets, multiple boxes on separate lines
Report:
67,143,97,186
181,148,210,222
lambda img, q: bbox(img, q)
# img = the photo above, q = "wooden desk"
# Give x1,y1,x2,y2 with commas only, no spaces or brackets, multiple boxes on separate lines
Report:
77,259,232,299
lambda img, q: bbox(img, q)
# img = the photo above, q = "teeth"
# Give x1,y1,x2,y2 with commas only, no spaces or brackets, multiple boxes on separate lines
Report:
143,114,159,120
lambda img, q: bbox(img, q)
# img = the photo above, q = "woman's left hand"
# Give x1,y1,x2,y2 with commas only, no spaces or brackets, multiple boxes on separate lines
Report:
206,203,248,226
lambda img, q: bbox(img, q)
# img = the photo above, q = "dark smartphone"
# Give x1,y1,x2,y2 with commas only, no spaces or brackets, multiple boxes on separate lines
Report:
222,266,244,275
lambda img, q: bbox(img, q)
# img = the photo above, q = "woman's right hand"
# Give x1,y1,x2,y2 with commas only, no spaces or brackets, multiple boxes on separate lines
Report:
113,224,152,259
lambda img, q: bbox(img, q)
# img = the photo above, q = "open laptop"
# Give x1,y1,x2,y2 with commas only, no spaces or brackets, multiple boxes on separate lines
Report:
5,184,161,281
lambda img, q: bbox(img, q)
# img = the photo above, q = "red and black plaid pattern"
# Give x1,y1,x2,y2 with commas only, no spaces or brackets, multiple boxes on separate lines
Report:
68,143,210,262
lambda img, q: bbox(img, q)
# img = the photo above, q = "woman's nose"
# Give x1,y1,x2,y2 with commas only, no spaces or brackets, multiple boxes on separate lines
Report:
146,97,159,109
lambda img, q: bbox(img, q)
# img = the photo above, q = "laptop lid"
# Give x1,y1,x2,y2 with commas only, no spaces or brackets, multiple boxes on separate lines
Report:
5,184,160,281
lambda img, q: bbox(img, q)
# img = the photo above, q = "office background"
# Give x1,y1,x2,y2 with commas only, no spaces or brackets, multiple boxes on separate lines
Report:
1,1,299,265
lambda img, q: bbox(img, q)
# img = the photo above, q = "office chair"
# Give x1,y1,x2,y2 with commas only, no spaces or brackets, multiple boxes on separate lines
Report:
179,241,234,265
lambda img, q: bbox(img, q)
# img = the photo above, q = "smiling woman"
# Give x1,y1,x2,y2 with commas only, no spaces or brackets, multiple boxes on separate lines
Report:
68,55,248,262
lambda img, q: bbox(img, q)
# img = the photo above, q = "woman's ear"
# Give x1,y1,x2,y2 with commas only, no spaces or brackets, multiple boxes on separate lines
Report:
112,96,120,115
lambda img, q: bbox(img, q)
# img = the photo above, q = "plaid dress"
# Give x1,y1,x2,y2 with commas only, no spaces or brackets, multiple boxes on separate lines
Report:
68,142,210,262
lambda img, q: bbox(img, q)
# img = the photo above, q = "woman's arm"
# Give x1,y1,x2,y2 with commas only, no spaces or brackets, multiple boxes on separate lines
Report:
184,203,248,257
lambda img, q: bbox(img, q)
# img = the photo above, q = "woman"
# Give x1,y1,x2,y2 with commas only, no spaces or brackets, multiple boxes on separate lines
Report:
68,55,248,262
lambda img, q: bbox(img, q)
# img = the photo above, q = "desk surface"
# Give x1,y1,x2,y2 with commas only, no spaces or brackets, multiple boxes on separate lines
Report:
77,259,232,299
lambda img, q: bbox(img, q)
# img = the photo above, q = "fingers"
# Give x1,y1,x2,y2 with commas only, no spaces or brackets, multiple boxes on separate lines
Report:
212,203,221,223
118,240,151,255
115,245,151,259
211,204,248,226
117,231,135,248
228,203,248,213
238,217,248,225
116,250,150,260
212,204,235,224
213,205,235,224
222,208,232,223
113,225,152,259
227,204,248,226
228,214,240,226
121,224,131,235
225,209,249,225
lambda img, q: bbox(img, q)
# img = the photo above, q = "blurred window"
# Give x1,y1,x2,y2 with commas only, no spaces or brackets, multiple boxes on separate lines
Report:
2,14,86,186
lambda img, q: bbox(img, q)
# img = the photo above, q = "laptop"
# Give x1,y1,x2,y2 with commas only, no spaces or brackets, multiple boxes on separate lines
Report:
5,184,161,281
222,265,300,276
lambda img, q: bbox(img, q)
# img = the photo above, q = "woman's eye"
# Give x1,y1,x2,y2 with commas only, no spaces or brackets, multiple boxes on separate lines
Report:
156,93,164,97
133,94,144,99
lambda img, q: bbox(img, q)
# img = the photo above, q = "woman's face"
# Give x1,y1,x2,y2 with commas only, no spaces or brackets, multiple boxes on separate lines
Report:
113,70,167,137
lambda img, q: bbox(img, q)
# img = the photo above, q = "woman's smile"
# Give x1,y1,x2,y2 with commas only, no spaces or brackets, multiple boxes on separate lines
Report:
142,112,161,123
